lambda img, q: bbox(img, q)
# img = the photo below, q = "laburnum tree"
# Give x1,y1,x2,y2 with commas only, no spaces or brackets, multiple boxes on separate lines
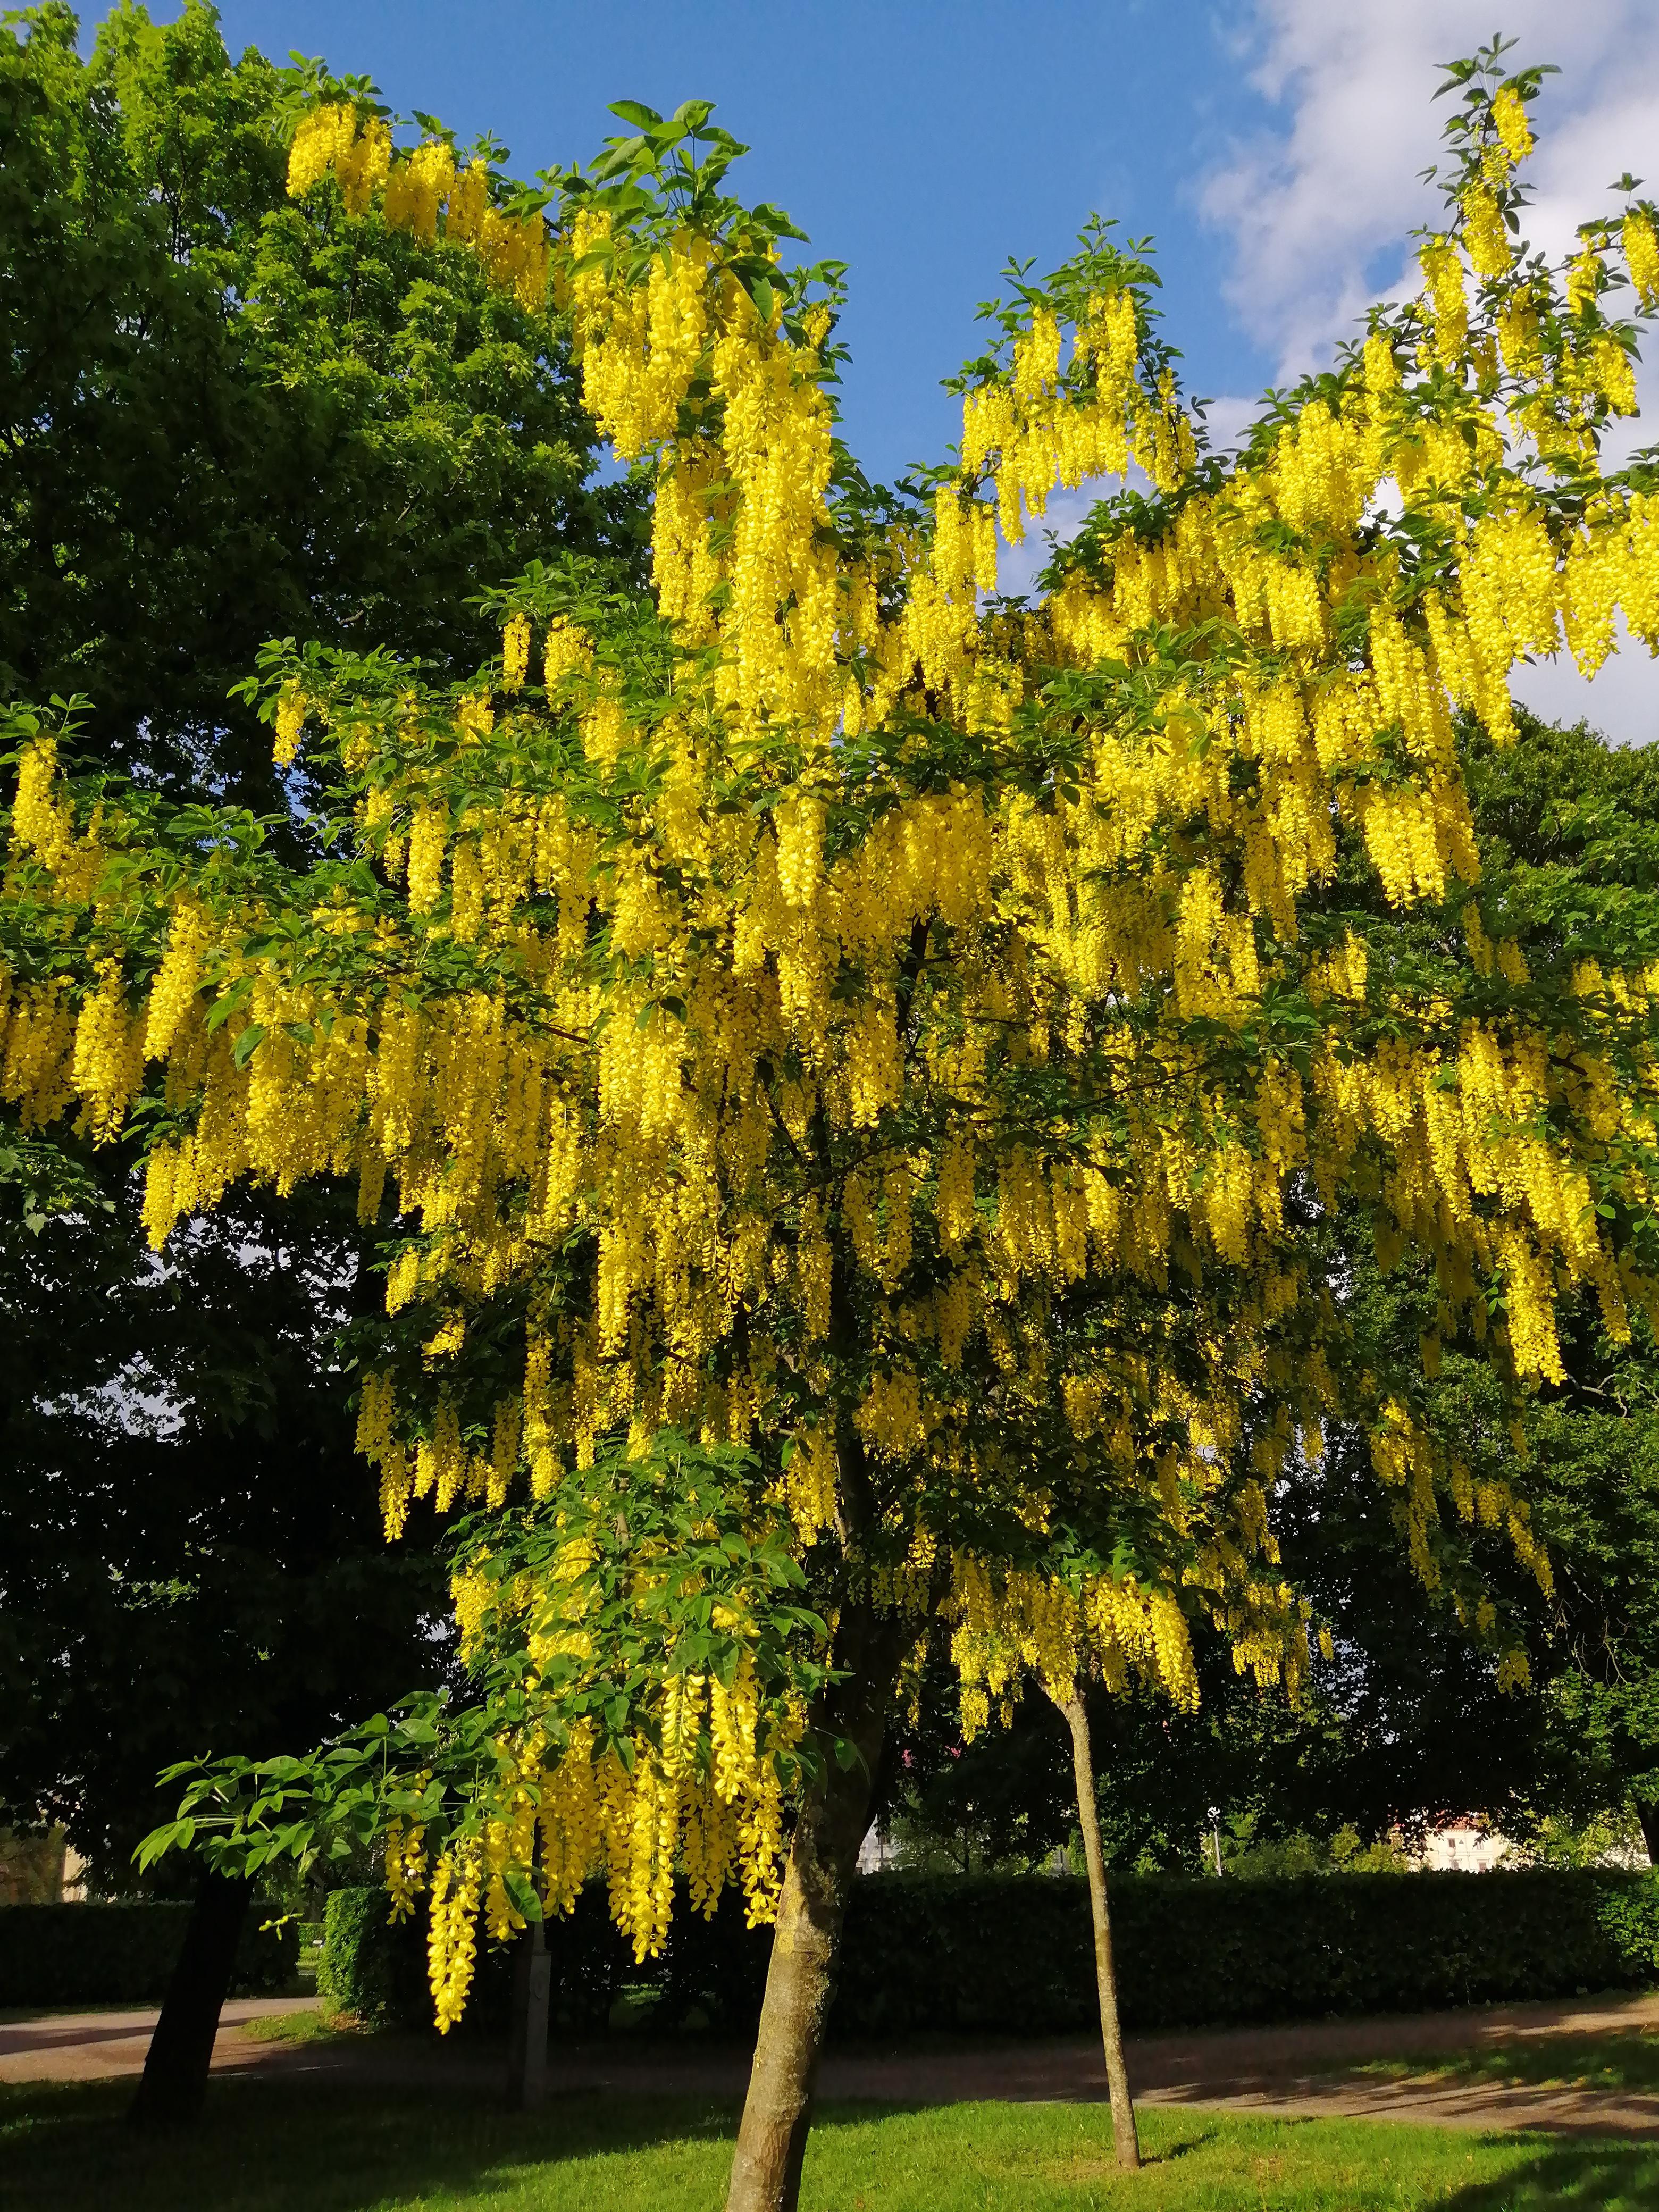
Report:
7,43,1659,2211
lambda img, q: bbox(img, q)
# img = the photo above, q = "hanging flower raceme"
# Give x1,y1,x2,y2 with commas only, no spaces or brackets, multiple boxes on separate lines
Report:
140,1436,831,2027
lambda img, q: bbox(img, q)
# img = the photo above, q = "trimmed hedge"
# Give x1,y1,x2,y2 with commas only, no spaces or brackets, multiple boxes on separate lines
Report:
319,1865,1659,2040
0,1901,299,2007
835,1869,1659,2036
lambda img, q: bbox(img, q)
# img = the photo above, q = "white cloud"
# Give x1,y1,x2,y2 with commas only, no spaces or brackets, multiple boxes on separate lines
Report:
1512,617,1659,745
996,488,1096,600
1202,1,1659,379
1198,1,1659,742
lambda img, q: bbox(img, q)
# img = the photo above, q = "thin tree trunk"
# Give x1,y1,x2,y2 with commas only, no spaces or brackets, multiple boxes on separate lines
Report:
1054,1686,1140,2172
507,1916,552,2109
1636,1800,1659,1869
725,1604,904,2212
128,1869,252,2127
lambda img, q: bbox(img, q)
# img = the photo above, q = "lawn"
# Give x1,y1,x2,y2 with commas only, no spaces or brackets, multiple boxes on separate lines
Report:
4,2080,1658,2212
239,2008,373,2047
1350,2029,1659,2098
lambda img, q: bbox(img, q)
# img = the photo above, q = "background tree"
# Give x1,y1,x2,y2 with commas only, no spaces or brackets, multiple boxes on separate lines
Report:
0,0,639,2124
1270,717,1659,1865
0,0,637,806
888,721,1659,1886
1,1185,450,1887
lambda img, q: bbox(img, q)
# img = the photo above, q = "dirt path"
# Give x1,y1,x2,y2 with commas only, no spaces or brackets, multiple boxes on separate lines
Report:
5,1989,1659,2138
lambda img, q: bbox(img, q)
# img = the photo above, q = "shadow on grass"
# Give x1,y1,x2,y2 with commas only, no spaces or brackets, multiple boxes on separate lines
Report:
9,2077,1659,2211
0,2077,748,2212
1428,2138,1659,2209
1148,2123,1219,2161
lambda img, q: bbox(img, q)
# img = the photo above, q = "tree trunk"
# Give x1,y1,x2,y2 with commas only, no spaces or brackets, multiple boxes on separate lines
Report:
1636,1800,1659,1869
1055,1686,1140,2172
507,1917,552,2109
128,1869,252,2127
724,1604,905,2212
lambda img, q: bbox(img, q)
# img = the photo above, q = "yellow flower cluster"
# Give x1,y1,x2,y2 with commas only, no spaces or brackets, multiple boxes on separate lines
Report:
69,962,144,1142
0,976,76,1132
384,1538,812,2025
1627,212,1659,311
1420,237,1470,365
961,288,1188,543
383,139,457,244
288,110,547,309
1491,87,1534,169
949,1558,1205,1732
273,685,307,767
425,1841,481,2032
1461,187,1512,282
287,103,389,215
10,733,72,869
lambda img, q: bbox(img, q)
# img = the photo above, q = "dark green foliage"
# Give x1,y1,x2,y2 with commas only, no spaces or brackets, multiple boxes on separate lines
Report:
321,1867,1659,2041
0,1185,453,1887
654,1889,778,2034
1532,1401,1659,1850
0,1,639,808
316,1886,440,2030
1314,711,1659,1855
0,2,635,1888
0,1900,295,2005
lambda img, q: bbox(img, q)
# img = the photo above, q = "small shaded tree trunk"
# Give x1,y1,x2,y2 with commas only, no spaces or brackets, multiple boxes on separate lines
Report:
507,1917,552,2109
128,1869,252,2127
1635,1799,1659,1869
1052,1685,1139,2172
724,1604,905,2212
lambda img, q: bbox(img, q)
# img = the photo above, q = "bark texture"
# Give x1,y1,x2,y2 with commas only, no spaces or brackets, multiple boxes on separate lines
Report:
1636,1800,1659,1869
1058,1688,1140,2171
724,1605,905,2212
127,1869,252,2127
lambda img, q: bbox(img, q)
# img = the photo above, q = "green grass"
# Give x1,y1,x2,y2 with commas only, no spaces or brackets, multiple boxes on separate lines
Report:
5,2080,1659,2211
239,2008,372,2047
1351,2029,1659,2097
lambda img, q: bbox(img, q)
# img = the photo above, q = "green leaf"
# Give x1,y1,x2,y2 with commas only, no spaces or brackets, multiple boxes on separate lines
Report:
504,1866,543,1922
608,100,664,130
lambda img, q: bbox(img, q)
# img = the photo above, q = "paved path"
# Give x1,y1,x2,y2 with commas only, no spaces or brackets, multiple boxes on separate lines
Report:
0,1997,320,2084
5,1989,1659,2138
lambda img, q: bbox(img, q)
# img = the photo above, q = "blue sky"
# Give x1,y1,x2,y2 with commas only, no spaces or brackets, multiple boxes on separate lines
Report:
205,0,1279,486
112,3,1659,740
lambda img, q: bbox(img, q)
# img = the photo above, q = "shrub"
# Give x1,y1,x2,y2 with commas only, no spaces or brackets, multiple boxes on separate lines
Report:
0,1901,297,2007
319,1882,630,2034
